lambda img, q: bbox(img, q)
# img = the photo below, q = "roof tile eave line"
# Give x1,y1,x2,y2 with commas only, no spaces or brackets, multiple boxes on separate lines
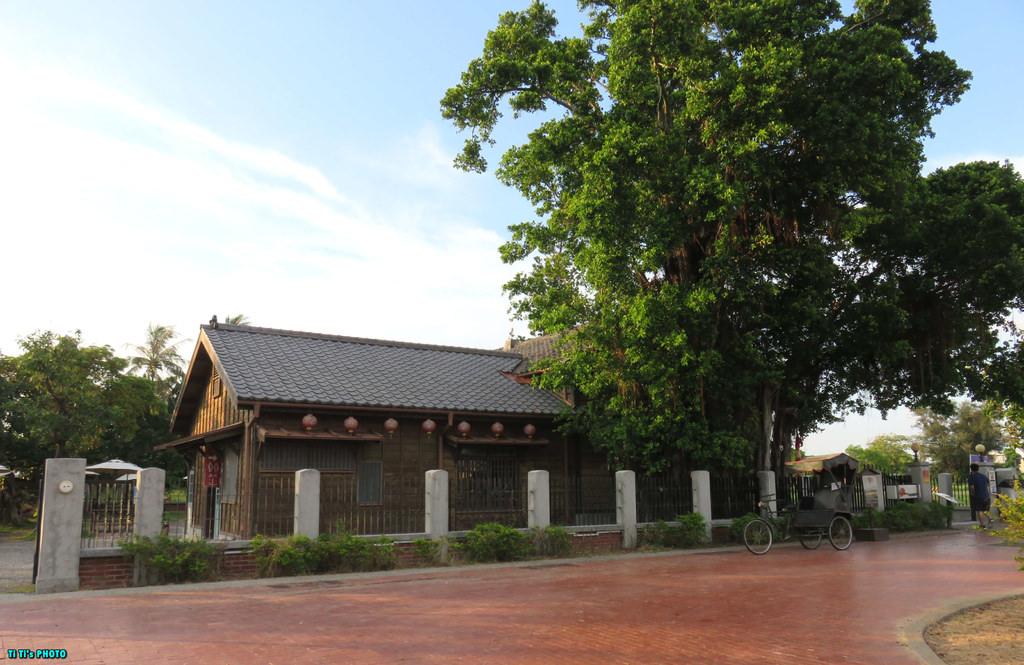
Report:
203,323,524,359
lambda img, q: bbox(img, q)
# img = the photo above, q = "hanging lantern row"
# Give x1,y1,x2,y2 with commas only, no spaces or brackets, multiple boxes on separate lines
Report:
301,414,537,439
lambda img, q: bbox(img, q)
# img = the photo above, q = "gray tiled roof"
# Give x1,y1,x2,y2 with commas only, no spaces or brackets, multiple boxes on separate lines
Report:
203,325,566,416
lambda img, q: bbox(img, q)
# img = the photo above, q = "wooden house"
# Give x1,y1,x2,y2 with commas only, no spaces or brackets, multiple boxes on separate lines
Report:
161,321,604,539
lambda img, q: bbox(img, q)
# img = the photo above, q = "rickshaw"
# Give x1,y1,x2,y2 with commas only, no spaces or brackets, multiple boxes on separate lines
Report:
743,452,859,555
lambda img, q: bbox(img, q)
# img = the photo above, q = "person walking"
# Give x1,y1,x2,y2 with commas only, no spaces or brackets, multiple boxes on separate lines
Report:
968,463,992,528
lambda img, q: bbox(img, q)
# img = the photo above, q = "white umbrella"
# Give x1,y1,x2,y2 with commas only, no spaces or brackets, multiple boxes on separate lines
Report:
85,459,143,474
114,473,138,482
0,464,8,472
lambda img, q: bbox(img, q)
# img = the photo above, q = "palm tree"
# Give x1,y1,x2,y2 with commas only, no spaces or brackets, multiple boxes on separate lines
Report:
223,314,250,325
127,324,187,400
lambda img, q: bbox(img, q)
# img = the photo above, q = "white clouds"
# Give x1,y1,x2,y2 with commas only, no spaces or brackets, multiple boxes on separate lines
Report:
0,59,521,356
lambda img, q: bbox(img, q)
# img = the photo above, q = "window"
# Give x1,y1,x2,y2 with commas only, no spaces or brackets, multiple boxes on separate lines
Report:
262,441,357,471
221,447,239,501
358,461,383,504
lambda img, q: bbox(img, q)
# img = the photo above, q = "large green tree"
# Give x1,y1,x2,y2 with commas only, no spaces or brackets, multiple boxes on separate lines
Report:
845,435,914,475
915,401,1011,476
443,0,1024,472
0,331,164,462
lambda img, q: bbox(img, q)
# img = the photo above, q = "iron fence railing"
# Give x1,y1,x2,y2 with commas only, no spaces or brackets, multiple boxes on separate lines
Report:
709,474,759,519
81,479,134,548
551,475,616,527
322,473,424,536
636,474,693,523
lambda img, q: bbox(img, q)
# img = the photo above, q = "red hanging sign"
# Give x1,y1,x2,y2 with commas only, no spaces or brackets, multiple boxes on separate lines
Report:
204,453,222,488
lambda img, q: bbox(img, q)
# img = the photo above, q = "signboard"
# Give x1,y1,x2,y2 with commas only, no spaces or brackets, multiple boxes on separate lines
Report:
204,453,222,488
885,484,919,500
861,475,884,511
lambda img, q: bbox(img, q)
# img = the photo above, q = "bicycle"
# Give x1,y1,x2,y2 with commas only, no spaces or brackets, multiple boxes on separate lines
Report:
743,493,853,555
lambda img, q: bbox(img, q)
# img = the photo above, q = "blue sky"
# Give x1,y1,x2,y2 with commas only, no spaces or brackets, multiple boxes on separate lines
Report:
1,1,1021,454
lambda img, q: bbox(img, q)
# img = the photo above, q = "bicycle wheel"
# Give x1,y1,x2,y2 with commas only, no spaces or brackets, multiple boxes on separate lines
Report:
743,518,773,555
798,527,822,550
828,515,853,551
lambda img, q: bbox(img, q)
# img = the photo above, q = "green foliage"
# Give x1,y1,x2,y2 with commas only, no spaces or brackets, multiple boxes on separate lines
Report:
443,1,1024,474
532,524,572,557
119,535,219,584
915,402,1008,476
846,435,914,474
992,481,1024,570
854,503,951,533
460,522,533,563
641,513,707,549
0,330,184,480
730,513,761,543
249,530,395,578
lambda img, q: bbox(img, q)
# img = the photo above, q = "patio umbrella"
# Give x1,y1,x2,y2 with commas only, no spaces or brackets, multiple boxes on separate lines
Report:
85,459,143,474
114,473,138,482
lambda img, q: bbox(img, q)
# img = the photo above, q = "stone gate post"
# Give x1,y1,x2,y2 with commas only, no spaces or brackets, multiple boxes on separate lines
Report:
36,458,86,594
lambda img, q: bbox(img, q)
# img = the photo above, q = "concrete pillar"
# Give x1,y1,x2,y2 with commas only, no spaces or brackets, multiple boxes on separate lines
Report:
528,470,550,529
995,468,1015,493
937,472,953,497
425,469,449,539
757,471,777,516
907,462,932,504
294,469,320,539
691,470,712,539
36,458,86,594
616,470,637,549
134,468,166,540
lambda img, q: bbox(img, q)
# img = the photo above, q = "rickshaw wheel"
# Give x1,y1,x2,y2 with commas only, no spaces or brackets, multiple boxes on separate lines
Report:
828,515,853,550
743,518,773,555
798,528,822,550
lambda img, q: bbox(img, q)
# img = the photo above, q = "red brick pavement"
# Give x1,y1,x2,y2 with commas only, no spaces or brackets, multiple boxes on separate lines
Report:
1,529,1021,664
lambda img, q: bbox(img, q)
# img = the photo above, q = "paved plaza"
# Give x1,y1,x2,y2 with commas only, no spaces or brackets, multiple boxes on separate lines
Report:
1,529,1021,664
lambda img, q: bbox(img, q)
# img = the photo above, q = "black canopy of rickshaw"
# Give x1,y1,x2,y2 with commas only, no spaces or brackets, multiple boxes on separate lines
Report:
784,453,860,485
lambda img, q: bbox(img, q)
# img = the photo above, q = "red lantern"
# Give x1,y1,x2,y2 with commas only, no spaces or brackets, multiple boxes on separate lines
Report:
384,418,399,436
490,421,504,438
344,416,359,434
301,413,318,432
422,418,436,436
523,423,537,439
457,421,471,437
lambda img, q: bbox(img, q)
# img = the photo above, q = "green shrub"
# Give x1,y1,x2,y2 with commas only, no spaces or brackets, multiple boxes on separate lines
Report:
120,535,220,584
460,522,533,562
250,530,395,577
993,480,1024,570
532,525,572,557
730,513,760,542
855,502,953,532
640,513,707,549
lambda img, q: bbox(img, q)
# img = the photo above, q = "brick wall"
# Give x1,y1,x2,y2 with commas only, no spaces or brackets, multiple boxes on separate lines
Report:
570,530,622,554
79,554,134,590
78,532,629,591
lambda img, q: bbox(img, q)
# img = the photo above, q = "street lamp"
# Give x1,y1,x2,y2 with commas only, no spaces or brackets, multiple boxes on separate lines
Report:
975,444,986,462
910,442,920,463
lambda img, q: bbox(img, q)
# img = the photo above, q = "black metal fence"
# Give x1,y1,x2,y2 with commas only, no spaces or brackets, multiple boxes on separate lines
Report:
551,475,616,526
636,474,693,522
709,473,759,519
81,479,134,548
